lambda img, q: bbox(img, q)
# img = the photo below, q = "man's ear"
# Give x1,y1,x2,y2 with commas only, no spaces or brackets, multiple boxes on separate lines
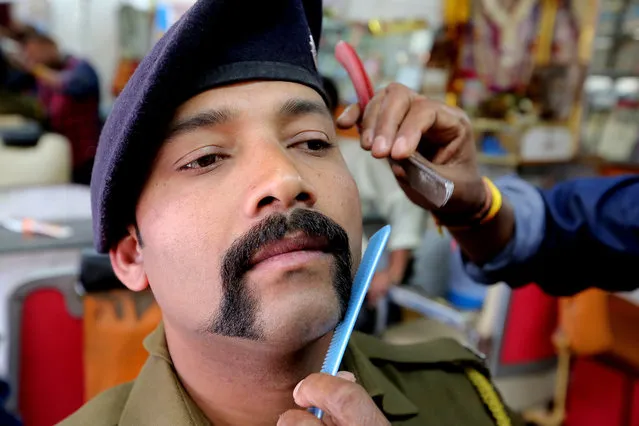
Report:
109,226,148,292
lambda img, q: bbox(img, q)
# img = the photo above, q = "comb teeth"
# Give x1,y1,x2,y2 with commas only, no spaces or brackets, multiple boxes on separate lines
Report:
309,225,391,420
321,322,346,372
319,317,346,373
318,225,391,376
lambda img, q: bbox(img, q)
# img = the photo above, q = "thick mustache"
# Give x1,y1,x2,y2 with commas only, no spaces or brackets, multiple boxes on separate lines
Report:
211,209,354,339
221,209,351,283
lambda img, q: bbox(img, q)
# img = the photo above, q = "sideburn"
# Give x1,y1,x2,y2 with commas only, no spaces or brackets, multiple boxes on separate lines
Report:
134,223,145,248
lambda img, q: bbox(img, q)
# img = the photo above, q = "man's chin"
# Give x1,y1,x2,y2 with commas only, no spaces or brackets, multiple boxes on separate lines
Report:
263,324,337,352
238,264,351,347
259,296,342,347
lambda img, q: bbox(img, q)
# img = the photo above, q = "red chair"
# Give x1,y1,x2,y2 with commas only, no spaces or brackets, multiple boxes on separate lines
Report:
564,357,634,426
561,291,639,426
522,290,639,426
8,273,84,426
490,283,558,377
477,283,560,416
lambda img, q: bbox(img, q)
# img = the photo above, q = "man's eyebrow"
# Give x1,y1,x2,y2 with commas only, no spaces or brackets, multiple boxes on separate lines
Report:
278,98,332,121
165,108,237,140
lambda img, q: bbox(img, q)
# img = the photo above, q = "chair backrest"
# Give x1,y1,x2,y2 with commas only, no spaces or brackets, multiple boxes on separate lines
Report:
8,273,84,426
83,290,160,401
7,257,161,425
561,289,639,371
564,357,633,426
0,133,72,187
489,283,558,377
79,250,161,401
79,249,127,294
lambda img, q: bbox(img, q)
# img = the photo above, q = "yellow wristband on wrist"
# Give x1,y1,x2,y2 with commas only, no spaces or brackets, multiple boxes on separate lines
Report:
436,177,503,233
32,64,49,79
478,177,502,225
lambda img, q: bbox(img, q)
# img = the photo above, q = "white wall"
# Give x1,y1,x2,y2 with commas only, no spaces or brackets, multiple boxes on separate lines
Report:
83,0,120,110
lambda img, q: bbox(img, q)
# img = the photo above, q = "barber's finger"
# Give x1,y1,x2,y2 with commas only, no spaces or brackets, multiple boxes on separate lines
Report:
360,93,385,150
393,98,470,163
277,409,324,426
371,83,412,159
390,98,437,161
294,373,389,426
336,104,360,130
336,371,356,383
419,105,471,165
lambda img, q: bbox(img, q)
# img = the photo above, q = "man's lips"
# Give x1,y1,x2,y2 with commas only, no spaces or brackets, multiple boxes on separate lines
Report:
250,234,330,267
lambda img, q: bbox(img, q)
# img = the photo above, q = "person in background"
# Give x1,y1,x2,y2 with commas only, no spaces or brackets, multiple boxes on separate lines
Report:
0,25,37,94
11,32,100,185
322,76,426,306
0,49,44,121
337,79,639,296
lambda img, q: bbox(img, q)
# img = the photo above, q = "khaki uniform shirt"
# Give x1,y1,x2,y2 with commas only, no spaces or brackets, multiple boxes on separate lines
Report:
60,323,522,426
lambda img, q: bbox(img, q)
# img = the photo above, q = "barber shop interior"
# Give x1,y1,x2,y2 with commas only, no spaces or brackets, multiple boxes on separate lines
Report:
1,0,639,425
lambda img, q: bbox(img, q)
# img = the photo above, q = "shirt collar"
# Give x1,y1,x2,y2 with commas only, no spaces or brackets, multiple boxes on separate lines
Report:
118,322,210,425
344,333,419,419
346,331,490,420
120,323,422,424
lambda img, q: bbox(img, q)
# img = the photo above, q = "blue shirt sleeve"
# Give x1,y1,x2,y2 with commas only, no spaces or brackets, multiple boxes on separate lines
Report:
462,175,545,284
461,174,639,295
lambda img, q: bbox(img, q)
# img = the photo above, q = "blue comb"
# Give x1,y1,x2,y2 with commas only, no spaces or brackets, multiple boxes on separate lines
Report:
308,225,391,419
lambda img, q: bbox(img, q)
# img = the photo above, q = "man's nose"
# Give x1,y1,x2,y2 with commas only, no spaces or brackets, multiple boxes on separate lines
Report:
244,145,317,217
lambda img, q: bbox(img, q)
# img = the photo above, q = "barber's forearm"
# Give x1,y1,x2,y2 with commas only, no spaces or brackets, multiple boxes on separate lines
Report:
386,249,411,283
31,64,64,89
448,200,516,265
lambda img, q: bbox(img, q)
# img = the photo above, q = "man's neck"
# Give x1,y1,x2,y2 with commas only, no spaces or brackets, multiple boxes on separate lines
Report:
164,321,332,426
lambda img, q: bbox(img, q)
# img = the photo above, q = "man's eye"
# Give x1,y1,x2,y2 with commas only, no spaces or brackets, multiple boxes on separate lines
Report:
301,139,332,151
181,154,220,170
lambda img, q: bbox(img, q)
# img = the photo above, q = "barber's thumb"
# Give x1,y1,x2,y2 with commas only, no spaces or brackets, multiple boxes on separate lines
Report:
336,371,356,383
277,410,323,426
336,104,361,129
291,372,357,407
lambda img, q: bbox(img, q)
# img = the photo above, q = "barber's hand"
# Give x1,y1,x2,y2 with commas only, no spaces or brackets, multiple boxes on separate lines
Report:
278,372,389,426
367,270,393,307
337,83,485,218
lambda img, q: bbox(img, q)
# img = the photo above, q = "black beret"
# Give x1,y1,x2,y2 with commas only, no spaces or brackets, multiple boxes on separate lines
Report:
91,0,327,253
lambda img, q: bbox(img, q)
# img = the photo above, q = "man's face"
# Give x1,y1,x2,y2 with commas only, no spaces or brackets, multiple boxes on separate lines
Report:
22,40,58,67
131,81,362,347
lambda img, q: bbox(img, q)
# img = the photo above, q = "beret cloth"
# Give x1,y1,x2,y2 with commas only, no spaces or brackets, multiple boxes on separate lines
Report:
91,0,327,253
